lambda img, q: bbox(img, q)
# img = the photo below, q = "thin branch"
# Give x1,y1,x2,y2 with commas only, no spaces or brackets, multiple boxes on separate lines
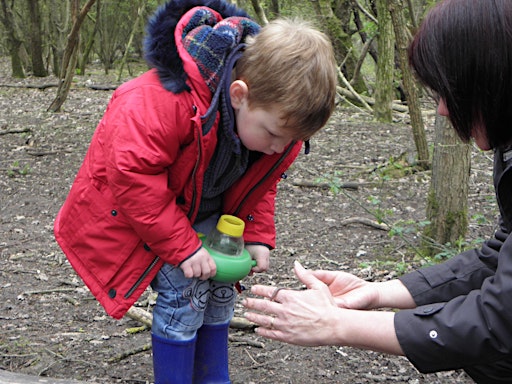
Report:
337,67,373,113
352,0,378,24
0,127,31,135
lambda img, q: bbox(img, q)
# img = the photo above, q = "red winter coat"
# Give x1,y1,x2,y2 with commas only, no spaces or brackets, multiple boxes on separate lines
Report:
54,2,303,319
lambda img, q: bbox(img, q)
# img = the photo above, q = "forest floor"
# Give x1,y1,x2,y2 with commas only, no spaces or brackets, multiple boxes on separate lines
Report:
0,64,497,383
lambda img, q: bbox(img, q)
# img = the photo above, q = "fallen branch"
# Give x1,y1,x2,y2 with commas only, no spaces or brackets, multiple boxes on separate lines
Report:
337,217,390,231
126,306,256,330
228,335,264,348
230,316,255,330
0,82,118,91
125,325,148,334
125,306,152,327
292,180,360,190
23,287,76,296
337,86,409,113
318,254,350,268
27,149,73,157
0,127,31,136
85,84,118,91
0,83,58,90
0,368,88,383
107,344,151,363
337,68,373,113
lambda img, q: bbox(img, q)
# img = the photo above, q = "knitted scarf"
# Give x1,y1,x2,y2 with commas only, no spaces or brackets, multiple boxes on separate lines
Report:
181,7,260,220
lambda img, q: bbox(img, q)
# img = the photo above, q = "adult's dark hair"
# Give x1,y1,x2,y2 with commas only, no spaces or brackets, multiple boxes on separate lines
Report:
409,0,512,149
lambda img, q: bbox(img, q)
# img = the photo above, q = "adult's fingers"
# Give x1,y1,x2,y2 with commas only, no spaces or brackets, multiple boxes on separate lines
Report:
294,261,328,290
244,310,276,329
250,284,287,302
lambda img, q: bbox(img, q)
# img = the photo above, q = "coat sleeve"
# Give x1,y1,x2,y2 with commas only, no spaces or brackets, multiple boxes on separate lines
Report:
395,224,512,373
99,85,202,266
242,183,277,248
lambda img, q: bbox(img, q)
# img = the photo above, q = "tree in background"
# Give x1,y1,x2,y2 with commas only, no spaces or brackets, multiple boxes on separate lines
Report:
374,0,394,123
47,0,72,77
0,0,25,77
48,0,97,112
388,0,429,168
424,114,471,256
26,0,47,77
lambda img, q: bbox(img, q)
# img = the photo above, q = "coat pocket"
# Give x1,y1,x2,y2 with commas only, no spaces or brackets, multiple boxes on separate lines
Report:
58,182,141,286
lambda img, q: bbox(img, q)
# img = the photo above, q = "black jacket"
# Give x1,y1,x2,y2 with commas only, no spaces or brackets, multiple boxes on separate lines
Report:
395,146,512,372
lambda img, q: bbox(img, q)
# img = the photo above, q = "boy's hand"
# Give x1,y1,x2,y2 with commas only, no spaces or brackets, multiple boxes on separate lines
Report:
180,247,217,280
245,244,270,273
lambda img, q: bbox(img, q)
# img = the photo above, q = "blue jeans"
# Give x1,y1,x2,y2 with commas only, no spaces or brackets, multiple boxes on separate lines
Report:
150,215,236,341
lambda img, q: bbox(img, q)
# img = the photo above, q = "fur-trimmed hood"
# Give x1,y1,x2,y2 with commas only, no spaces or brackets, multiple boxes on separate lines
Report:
144,0,250,94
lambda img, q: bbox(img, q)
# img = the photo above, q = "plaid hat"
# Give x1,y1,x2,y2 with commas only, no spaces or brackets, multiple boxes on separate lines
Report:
182,7,260,93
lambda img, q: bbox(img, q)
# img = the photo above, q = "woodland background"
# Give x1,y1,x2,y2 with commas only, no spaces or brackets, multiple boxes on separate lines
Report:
1,0,473,254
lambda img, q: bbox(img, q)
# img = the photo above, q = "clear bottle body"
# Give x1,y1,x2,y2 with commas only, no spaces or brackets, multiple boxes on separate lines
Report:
205,228,244,256
205,215,245,257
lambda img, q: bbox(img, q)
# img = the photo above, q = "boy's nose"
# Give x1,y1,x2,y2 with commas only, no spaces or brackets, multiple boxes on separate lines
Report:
272,139,291,154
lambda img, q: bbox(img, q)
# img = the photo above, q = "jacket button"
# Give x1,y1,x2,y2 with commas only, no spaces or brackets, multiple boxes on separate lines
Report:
192,105,197,113
111,210,118,216
247,215,254,221
108,288,117,298
281,173,287,179
144,243,151,251
176,196,186,205
429,330,438,339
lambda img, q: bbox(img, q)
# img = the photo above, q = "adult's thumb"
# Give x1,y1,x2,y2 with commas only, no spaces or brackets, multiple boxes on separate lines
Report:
294,261,327,291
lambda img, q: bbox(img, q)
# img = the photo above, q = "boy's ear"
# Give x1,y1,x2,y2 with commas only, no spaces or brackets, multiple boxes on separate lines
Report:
230,80,249,109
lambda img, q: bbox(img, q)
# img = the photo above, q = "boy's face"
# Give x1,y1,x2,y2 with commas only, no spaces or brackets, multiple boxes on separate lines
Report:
230,81,294,155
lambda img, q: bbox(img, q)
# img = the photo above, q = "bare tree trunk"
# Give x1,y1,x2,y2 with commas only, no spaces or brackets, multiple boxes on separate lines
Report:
330,0,369,94
48,0,97,113
387,0,429,168
48,0,71,77
118,0,145,81
424,115,470,255
26,0,47,77
250,0,268,24
0,0,25,78
269,0,280,17
374,0,394,122
79,0,101,76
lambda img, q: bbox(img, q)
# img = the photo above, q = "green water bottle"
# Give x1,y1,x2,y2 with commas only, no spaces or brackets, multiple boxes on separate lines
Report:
202,215,257,283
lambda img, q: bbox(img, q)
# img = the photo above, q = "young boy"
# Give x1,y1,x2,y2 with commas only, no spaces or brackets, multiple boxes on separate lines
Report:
54,0,337,382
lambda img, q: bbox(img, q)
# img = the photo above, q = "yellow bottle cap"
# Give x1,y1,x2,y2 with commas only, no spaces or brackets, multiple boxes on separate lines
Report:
216,215,245,237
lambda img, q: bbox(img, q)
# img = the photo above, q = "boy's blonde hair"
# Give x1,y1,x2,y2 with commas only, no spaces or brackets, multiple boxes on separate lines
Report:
236,18,337,139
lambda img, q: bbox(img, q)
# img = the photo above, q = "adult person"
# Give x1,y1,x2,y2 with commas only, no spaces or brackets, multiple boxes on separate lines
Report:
243,0,512,382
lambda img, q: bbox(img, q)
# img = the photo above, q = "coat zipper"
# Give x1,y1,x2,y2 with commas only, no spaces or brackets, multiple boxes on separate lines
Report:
187,124,202,220
233,141,296,216
124,254,160,299
125,117,202,299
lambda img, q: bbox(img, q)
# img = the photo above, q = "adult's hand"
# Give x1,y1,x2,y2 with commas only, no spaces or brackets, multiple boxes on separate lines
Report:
242,261,405,354
299,261,416,310
242,261,341,346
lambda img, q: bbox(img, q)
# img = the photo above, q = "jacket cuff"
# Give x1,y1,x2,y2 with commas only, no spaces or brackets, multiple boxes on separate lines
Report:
395,305,455,373
245,241,272,250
